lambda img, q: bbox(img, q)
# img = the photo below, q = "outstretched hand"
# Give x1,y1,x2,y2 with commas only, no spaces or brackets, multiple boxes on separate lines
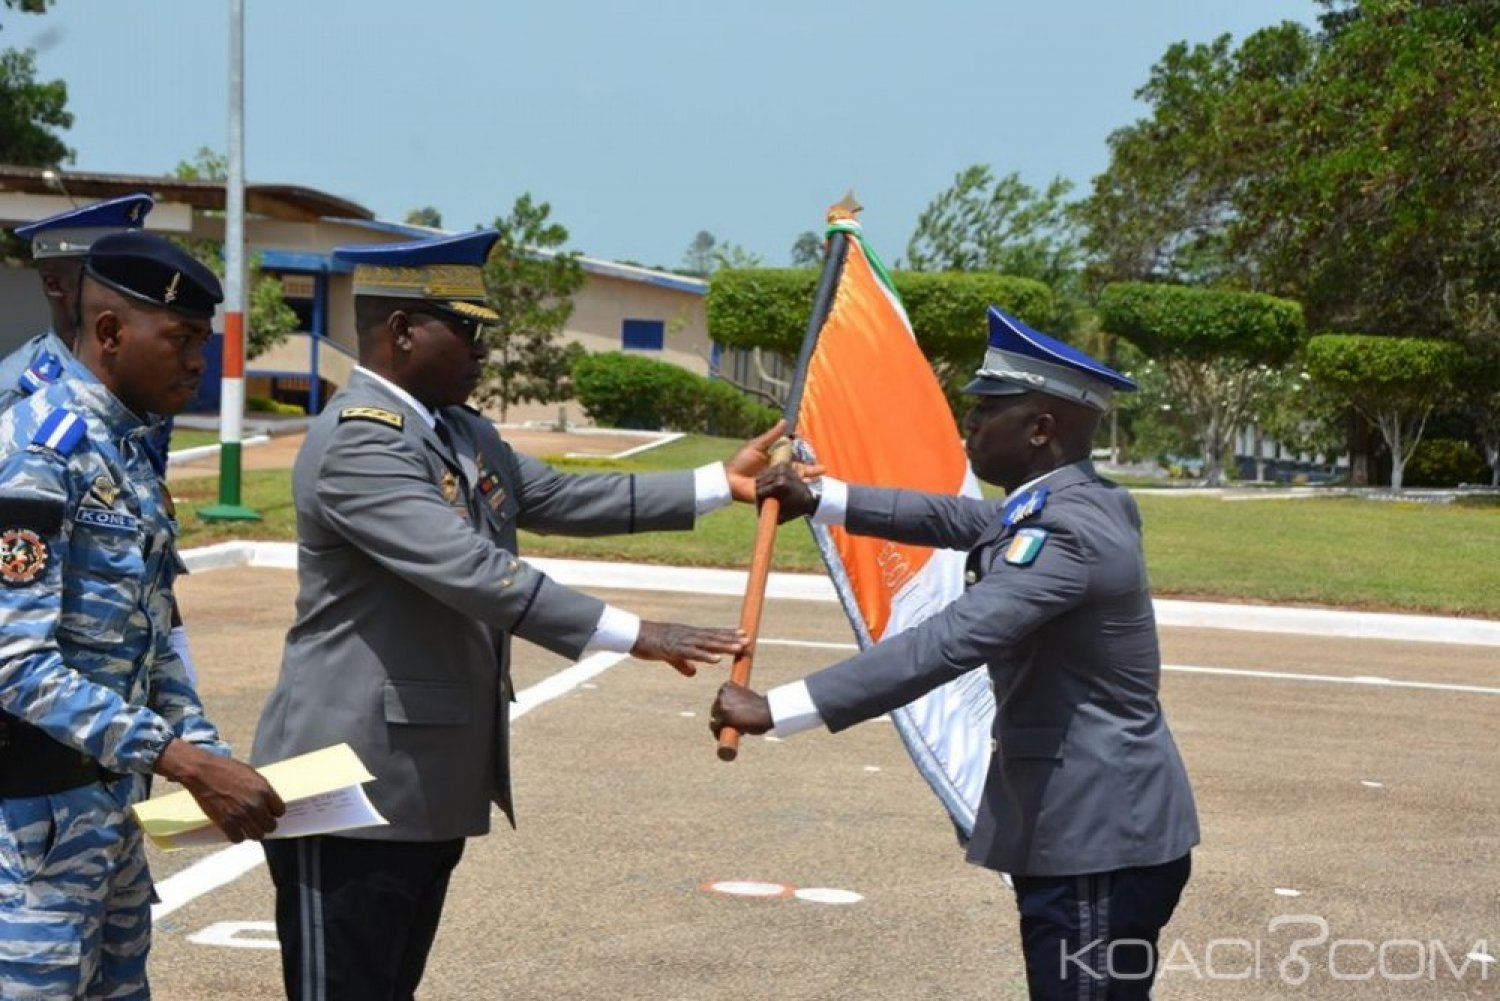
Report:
632,621,748,677
725,420,824,503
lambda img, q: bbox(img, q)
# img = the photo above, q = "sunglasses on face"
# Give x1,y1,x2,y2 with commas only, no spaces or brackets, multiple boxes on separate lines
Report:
412,310,486,345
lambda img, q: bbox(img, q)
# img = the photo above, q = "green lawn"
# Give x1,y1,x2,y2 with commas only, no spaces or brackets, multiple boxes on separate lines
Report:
172,434,1500,618
168,429,221,451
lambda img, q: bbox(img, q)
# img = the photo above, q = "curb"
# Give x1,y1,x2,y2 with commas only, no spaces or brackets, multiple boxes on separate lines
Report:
167,435,271,466
180,542,1500,648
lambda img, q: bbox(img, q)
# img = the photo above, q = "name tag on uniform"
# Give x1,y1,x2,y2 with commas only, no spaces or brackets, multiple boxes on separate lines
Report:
1003,528,1048,566
75,508,139,533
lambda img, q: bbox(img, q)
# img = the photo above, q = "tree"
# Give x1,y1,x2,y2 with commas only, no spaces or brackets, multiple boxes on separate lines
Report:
1098,282,1306,485
0,0,71,168
478,193,586,421
404,206,442,228
1245,367,1348,478
710,241,763,271
682,230,717,277
1305,333,1468,489
168,148,298,358
789,230,823,267
1079,3,1500,479
907,166,1079,279
906,165,1083,331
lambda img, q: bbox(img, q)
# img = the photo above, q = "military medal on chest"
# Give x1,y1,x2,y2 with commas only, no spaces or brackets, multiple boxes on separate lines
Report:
476,463,506,512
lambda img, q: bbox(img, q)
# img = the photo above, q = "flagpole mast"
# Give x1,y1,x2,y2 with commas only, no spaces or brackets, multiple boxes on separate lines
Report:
202,0,259,522
716,200,856,762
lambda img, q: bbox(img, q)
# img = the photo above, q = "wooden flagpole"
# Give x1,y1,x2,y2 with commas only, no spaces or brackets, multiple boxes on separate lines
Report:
716,436,793,761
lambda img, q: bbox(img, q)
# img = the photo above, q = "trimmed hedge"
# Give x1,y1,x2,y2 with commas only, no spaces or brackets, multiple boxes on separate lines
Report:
572,352,779,437
706,268,1056,366
1304,334,1469,399
1098,282,1305,363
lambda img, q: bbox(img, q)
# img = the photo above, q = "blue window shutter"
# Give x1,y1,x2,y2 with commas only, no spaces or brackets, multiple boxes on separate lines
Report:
622,318,665,350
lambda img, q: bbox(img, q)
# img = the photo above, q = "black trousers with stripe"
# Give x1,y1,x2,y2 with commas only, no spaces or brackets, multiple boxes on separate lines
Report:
1010,853,1191,1000
263,835,465,1001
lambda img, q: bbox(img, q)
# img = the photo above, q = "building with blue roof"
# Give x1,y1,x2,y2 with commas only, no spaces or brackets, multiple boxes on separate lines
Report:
1,165,724,424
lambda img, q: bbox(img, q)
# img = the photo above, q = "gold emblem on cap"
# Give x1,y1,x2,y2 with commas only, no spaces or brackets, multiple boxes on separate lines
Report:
441,470,460,504
164,272,181,303
129,205,142,222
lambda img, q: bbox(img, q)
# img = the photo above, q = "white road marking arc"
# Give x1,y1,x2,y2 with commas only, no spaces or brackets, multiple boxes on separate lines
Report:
794,888,864,905
186,920,280,950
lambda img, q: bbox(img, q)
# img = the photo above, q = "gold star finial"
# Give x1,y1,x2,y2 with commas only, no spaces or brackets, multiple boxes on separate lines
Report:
826,190,863,224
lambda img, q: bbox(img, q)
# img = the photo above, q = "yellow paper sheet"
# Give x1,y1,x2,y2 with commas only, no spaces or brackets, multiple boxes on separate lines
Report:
132,743,382,850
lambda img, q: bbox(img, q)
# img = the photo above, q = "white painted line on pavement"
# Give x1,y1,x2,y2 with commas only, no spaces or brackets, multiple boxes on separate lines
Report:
1164,664,1500,696
756,638,1500,696
152,652,631,926
511,652,629,721
153,841,264,922
181,542,1500,648
168,434,271,465
564,431,685,461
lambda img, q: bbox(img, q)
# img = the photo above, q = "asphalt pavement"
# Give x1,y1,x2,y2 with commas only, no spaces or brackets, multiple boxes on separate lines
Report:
145,569,1499,1000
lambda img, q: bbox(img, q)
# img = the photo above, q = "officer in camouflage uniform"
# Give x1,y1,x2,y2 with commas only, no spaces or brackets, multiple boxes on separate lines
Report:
0,232,284,1001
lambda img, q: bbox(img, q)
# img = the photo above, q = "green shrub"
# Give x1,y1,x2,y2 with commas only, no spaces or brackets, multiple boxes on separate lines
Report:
246,396,306,415
1403,438,1489,487
572,352,778,436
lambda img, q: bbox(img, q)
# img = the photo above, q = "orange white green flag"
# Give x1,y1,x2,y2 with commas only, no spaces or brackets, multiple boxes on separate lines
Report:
783,202,994,836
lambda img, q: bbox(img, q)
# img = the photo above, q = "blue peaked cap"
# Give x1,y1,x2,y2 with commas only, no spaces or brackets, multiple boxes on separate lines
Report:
962,306,1136,412
333,230,500,323
332,229,499,267
14,193,154,258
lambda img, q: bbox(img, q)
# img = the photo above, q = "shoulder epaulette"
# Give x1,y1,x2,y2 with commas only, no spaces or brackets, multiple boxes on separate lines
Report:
339,406,405,430
29,409,87,457
17,353,64,395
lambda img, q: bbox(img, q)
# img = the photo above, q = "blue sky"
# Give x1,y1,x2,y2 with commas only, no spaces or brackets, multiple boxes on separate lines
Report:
8,0,1316,270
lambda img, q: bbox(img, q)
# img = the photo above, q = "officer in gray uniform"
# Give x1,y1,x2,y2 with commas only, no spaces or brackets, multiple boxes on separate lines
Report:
713,306,1199,1000
0,232,283,1001
252,229,780,1001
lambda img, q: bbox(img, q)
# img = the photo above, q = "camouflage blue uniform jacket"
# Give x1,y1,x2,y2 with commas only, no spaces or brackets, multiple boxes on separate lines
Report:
0,360,226,791
0,331,174,474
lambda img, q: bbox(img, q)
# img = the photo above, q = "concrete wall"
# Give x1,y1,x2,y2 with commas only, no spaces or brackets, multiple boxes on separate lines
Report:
0,269,49,354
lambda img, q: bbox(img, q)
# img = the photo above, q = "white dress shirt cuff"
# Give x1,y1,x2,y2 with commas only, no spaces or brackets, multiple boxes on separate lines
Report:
767,681,825,737
585,604,641,654
809,477,849,526
694,463,733,516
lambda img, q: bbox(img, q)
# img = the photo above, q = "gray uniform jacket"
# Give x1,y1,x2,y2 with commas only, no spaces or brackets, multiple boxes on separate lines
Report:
805,461,1199,877
251,370,697,841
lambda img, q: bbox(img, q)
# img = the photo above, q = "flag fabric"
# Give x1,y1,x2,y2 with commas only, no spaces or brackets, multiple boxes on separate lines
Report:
784,209,995,836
